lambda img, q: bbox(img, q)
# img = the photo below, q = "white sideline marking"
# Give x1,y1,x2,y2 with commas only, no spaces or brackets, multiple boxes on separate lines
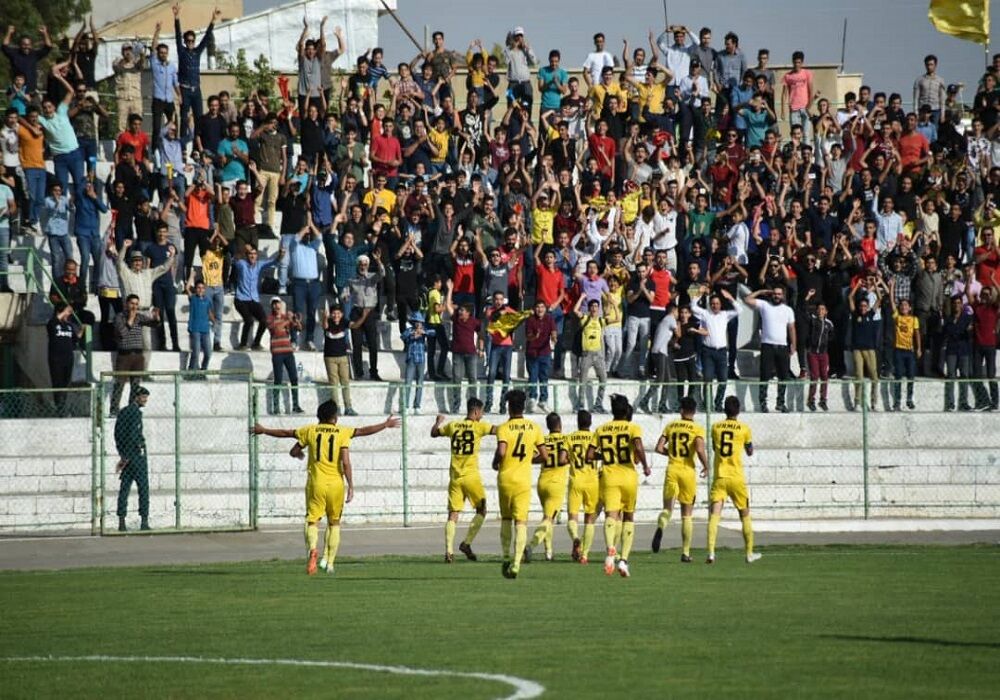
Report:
2,655,545,699
721,519,1000,533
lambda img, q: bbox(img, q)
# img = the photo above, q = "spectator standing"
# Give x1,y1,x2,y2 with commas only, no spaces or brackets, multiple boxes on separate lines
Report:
42,183,74,279
188,232,226,351
745,286,796,413
483,291,515,413
114,384,152,531
267,297,304,415
804,293,834,411
889,293,922,411
68,84,106,176
690,288,739,412
16,107,44,232
971,283,999,410
97,233,123,349
582,33,615,88
914,255,945,376
402,312,434,413
173,4,220,142
942,296,976,411
47,302,81,413
623,261,654,378
348,253,384,381
425,274,450,380
445,283,483,413
186,280,215,372
251,114,287,232
2,25,52,94
849,280,881,412
149,22,180,150
525,299,557,413
781,51,814,145
146,223,180,352
39,66,85,199
234,247,279,349
109,294,160,416
288,222,323,349
574,296,607,413
914,54,947,123
321,305,356,416
504,27,537,111
74,181,108,294
112,42,148,133
638,304,678,414
0,168,15,292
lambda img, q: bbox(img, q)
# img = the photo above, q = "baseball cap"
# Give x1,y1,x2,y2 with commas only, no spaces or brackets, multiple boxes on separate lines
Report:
270,296,283,305
512,26,525,36
690,58,701,68
947,83,960,93
129,250,144,261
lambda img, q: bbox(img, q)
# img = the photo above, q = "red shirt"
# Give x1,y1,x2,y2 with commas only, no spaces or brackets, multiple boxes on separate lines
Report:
897,131,929,172
525,313,556,358
973,302,998,347
535,264,564,307
451,315,480,355
975,245,999,287
117,130,150,163
648,268,672,309
588,133,616,178
451,255,476,294
370,132,402,177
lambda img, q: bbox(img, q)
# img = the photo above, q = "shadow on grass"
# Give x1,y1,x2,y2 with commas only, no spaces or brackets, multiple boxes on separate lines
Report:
822,634,1000,650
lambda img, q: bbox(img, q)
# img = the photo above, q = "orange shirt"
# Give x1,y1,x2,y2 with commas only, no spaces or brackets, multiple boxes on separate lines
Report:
185,188,213,230
897,131,929,172
18,125,44,169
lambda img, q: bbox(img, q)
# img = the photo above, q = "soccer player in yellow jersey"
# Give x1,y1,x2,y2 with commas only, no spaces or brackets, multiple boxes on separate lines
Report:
587,394,649,578
652,396,708,562
431,398,496,563
707,396,762,564
491,389,548,579
253,401,400,575
525,413,570,562
565,410,599,564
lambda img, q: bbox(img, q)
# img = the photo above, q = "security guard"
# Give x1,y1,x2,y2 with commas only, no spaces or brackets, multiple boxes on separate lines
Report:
115,385,151,531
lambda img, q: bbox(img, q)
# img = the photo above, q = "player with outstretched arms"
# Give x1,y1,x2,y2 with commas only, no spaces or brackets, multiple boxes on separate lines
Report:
253,401,399,575
706,396,762,564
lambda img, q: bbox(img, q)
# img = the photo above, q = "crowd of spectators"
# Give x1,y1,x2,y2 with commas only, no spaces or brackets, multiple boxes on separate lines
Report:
1,12,999,414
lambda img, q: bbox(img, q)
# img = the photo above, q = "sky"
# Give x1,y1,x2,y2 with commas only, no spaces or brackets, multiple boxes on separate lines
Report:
245,0,998,105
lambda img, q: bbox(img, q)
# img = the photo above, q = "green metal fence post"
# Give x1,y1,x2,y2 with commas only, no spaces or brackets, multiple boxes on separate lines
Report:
861,381,870,520
249,381,258,530
90,384,99,535
99,381,106,535
400,382,410,526
173,373,181,530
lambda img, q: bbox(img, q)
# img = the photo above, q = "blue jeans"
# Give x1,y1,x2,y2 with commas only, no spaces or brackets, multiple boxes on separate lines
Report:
52,148,85,199
179,85,204,141
527,354,552,403
549,307,565,372
188,331,212,370
405,358,425,408
278,234,297,287
290,277,321,345
79,137,99,174
75,232,103,292
207,285,225,344
24,167,46,225
0,226,9,287
701,346,729,408
485,345,513,409
47,234,74,278
892,349,917,405
271,352,300,411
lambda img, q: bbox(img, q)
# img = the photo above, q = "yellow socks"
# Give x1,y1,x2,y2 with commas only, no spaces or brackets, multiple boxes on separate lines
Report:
305,523,318,553
445,520,457,556
543,521,555,556
707,513,721,556
581,523,595,558
463,513,485,545
621,521,635,560
324,525,341,564
741,514,754,556
512,523,528,570
681,516,693,556
500,520,512,560
603,517,620,554
567,518,579,541
656,508,672,531
530,521,548,547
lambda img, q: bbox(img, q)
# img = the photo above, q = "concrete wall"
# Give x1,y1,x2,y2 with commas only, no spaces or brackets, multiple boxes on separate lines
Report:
1,387,997,533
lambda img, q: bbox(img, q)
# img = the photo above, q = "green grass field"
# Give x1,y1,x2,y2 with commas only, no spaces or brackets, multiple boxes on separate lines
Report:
2,545,999,699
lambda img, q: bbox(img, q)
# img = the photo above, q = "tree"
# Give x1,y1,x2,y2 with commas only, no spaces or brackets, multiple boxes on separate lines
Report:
215,48,277,108
0,0,92,88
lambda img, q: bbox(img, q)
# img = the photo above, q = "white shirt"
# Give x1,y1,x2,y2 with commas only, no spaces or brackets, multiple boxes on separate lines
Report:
650,313,677,355
678,74,710,107
1,126,19,168
726,222,749,264
633,217,656,252
582,51,615,86
690,296,739,349
651,210,678,250
756,301,795,345
874,210,903,252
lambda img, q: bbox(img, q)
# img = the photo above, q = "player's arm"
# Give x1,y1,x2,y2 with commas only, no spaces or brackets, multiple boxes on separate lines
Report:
654,434,668,456
341,447,354,503
745,441,754,457
251,423,297,438
289,443,305,460
354,414,401,437
492,440,507,471
535,442,550,466
695,436,709,477
633,437,651,476
558,448,570,467
430,414,447,438
586,444,597,463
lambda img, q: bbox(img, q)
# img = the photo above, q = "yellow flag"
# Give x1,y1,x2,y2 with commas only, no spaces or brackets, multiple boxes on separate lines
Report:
486,310,531,338
929,0,990,44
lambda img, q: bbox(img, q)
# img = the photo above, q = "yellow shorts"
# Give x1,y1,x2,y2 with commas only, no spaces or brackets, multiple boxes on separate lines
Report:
568,470,599,516
664,468,697,506
306,476,345,523
537,467,569,518
447,474,486,513
709,477,749,510
600,467,639,514
498,481,532,521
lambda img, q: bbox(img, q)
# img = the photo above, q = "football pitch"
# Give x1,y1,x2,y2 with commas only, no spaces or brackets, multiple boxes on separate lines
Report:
2,544,999,698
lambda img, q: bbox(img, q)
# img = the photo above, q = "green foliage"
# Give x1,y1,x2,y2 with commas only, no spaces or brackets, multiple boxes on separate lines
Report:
1,546,998,698
0,0,93,88
215,48,277,108
488,42,506,69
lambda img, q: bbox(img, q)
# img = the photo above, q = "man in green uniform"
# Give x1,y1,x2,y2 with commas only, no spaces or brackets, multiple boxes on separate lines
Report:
115,385,151,531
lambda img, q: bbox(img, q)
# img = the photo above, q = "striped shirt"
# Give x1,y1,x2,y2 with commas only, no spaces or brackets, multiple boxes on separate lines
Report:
114,311,156,351
267,313,295,354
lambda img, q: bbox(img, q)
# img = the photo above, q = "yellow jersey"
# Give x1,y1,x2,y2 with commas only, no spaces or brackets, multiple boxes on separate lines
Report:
593,420,643,470
566,429,598,473
892,312,919,352
201,248,224,288
362,188,397,214
711,419,753,480
294,423,356,480
660,419,706,472
589,82,627,119
531,206,556,246
542,432,570,470
438,419,494,480
495,417,545,486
